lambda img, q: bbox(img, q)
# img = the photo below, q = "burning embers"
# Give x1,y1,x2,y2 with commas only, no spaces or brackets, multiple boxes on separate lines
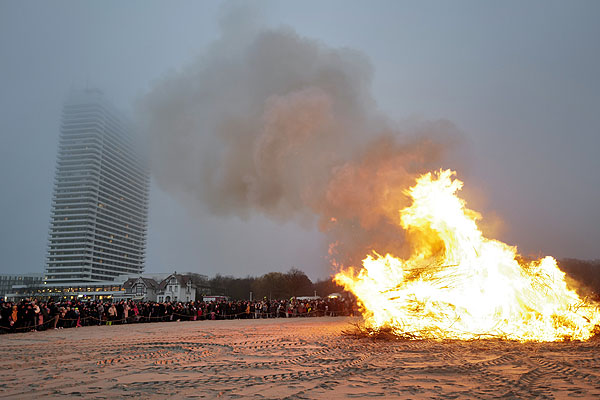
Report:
335,170,600,342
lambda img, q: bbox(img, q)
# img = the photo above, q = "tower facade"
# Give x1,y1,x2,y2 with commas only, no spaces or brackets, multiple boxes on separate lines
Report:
45,89,149,285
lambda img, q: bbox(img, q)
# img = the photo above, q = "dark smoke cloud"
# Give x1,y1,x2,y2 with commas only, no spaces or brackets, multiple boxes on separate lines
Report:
137,6,460,269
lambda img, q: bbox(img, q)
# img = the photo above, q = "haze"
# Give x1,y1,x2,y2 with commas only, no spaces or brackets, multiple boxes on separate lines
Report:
1,1,599,280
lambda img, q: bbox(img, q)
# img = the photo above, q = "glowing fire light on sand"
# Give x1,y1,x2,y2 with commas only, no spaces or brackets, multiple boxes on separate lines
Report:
335,169,600,342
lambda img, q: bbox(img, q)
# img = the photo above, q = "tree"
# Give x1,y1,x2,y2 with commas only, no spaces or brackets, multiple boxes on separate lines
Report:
251,272,288,300
208,274,256,299
559,258,600,298
285,268,313,297
201,267,350,300
313,277,345,297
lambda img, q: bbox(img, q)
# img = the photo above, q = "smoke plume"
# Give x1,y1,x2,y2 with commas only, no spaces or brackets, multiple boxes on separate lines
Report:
137,6,459,269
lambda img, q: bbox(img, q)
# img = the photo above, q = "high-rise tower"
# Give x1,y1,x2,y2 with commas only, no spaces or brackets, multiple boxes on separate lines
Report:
45,89,149,285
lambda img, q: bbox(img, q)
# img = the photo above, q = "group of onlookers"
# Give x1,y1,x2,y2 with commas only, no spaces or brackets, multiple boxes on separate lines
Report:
0,297,355,334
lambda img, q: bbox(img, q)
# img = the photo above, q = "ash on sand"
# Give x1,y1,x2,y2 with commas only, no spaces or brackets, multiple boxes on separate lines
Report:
1,317,599,399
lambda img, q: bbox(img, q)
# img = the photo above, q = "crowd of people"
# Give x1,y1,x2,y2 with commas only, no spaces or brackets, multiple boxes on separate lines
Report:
0,296,356,334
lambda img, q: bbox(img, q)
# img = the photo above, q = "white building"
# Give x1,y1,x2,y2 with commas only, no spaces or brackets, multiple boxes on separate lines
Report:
45,89,149,286
157,273,197,303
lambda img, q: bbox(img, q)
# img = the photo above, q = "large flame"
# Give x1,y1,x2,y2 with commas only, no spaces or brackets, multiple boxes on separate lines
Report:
335,169,600,341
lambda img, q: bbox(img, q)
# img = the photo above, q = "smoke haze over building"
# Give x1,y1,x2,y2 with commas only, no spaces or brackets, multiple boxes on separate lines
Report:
138,10,463,267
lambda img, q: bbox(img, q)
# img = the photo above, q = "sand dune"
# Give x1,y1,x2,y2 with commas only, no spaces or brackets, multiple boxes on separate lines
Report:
1,317,599,399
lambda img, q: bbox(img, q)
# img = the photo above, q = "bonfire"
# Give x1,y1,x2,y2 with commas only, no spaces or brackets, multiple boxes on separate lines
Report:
335,170,600,342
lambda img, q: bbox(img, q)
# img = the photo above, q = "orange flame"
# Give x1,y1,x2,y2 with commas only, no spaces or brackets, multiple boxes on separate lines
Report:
335,169,600,341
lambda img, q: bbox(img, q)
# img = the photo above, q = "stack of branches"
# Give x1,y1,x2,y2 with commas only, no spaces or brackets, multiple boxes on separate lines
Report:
342,322,428,341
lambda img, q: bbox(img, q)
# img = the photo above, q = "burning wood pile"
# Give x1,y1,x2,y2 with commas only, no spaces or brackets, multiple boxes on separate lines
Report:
336,170,600,342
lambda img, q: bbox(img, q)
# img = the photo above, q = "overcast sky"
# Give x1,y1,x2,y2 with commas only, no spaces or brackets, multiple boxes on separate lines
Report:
1,1,599,280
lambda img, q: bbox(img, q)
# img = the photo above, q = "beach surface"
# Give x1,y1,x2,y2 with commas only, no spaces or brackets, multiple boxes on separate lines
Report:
1,316,599,399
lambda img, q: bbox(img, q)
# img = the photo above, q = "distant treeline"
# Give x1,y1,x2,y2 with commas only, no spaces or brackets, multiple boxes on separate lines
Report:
559,259,600,298
198,268,345,301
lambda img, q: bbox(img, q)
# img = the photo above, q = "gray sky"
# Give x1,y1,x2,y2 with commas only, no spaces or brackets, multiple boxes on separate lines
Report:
1,1,599,281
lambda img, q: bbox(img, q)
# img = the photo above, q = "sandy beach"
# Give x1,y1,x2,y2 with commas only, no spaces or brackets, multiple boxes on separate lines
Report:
1,317,599,399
